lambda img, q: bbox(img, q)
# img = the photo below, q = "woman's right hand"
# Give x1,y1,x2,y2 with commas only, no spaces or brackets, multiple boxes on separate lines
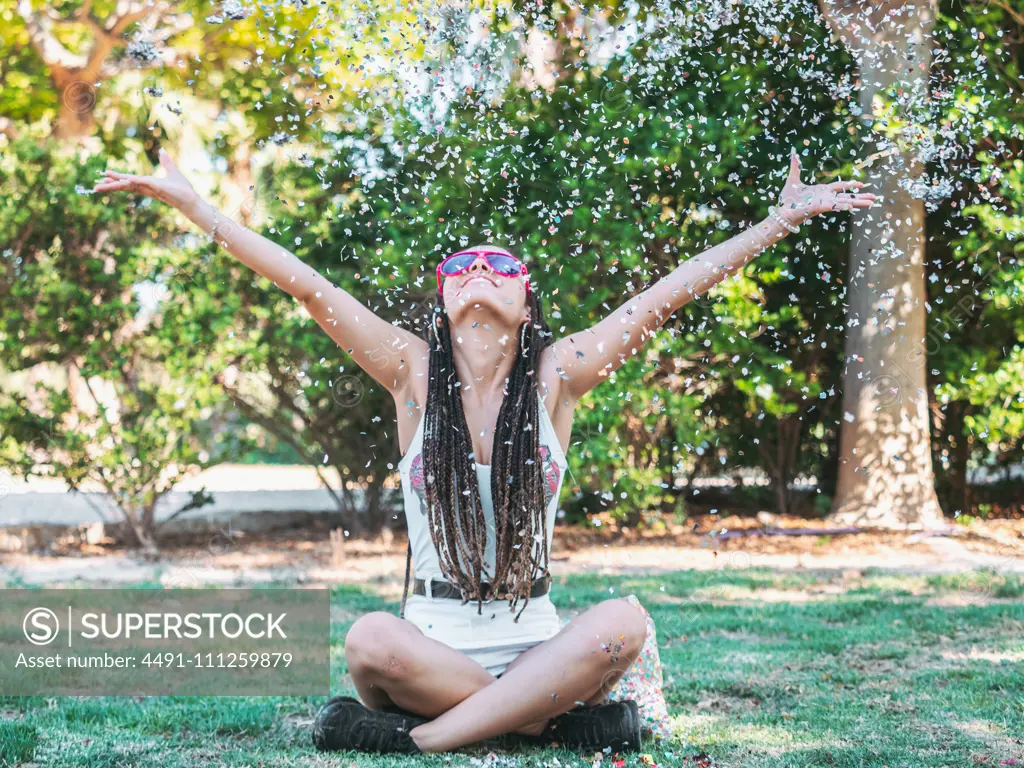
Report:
94,148,200,214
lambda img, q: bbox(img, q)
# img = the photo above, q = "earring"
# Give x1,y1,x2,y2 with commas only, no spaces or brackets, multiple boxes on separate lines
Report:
432,312,442,345
520,321,528,352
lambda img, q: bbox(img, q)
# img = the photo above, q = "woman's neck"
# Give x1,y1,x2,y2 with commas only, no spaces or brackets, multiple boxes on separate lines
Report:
449,323,520,408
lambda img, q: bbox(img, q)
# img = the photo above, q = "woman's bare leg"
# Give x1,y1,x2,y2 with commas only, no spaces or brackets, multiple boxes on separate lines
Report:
344,611,549,736
407,597,649,753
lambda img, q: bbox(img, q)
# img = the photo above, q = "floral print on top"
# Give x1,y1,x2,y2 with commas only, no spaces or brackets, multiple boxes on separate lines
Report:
408,453,427,514
537,444,562,508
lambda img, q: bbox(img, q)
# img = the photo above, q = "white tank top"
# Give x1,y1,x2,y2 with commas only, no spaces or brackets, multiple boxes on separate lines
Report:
397,390,569,589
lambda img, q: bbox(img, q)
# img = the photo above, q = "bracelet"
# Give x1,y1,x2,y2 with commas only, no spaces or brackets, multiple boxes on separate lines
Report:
208,209,230,248
768,205,800,234
207,210,221,246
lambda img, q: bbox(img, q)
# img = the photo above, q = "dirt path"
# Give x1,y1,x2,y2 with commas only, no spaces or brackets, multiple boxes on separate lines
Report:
3,515,1023,587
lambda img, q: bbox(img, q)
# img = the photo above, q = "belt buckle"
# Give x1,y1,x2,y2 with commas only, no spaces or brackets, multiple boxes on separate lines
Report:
424,578,435,600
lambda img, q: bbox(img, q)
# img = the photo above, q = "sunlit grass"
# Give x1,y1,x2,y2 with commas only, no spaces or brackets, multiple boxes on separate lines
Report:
1,568,1021,767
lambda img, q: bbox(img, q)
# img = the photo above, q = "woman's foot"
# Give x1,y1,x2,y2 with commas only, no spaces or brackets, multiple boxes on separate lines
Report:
312,696,427,754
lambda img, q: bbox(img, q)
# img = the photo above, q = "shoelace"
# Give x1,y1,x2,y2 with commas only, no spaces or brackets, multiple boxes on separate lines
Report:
354,716,413,753
314,698,423,754
551,705,623,748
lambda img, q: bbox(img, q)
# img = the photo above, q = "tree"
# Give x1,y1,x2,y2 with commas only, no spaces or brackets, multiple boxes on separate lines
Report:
14,0,190,139
820,0,945,528
0,137,233,551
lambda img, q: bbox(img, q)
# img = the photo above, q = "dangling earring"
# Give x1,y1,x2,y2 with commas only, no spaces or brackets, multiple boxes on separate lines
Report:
520,320,528,354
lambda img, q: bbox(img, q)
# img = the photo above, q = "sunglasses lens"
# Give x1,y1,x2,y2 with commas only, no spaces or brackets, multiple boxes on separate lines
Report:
440,253,477,276
487,254,522,275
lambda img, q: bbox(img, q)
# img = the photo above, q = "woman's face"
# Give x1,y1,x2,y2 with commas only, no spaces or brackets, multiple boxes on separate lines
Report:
441,245,530,329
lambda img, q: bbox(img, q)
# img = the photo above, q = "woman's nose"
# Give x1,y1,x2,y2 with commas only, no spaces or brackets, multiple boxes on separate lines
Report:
466,256,492,273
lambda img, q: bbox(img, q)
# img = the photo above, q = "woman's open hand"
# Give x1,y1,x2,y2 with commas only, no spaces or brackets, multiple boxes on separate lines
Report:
94,148,199,214
777,151,877,227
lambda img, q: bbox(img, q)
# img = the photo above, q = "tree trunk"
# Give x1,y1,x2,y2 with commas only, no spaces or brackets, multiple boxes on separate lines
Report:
773,481,790,518
124,505,159,555
341,481,362,536
824,0,944,529
45,61,99,140
935,401,972,517
54,91,96,139
776,416,805,517
362,483,387,535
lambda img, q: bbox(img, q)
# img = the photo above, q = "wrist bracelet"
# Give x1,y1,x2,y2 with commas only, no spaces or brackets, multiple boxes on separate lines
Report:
207,210,219,242
208,210,224,248
768,205,800,234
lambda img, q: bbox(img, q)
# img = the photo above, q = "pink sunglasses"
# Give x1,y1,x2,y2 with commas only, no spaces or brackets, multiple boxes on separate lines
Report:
436,249,531,296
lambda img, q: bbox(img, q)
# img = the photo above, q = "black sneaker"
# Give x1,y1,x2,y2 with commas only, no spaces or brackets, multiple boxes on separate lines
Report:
532,699,642,753
312,695,427,754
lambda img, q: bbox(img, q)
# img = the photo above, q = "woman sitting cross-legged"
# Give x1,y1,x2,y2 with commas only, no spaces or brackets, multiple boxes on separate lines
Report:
95,150,875,754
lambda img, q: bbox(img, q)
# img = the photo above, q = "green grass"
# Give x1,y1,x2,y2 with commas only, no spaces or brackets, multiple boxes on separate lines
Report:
1,569,1022,767
0,723,37,766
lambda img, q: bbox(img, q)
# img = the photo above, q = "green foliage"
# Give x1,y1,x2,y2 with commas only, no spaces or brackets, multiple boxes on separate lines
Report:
2,0,1024,533
0,135,243,547
925,0,1024,516
334,7,858,523
149,144,411,534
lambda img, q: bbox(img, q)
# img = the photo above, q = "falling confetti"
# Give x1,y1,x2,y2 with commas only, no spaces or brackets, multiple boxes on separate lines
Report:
71,0,1024,736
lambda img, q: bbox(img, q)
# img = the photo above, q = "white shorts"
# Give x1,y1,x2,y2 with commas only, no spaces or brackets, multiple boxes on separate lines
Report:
402,592,562,677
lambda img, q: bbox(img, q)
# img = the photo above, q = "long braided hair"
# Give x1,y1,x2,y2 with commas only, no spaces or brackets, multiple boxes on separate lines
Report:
399,252,555,623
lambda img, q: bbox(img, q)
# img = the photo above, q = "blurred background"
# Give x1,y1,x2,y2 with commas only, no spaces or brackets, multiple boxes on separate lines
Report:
0,0,1022,560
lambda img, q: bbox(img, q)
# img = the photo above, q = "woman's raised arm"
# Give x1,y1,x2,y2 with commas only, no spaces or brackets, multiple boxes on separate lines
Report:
95,149,428,395
542,152,877,403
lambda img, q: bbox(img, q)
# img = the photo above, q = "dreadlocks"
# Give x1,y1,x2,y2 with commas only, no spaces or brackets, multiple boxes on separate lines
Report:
399,267,555,624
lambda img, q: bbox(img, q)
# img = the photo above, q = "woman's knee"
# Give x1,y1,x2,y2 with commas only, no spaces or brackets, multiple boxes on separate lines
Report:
344,611,419,679
588,598,648,660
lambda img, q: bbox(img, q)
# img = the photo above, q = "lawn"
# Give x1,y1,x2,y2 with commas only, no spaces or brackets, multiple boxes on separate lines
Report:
1,569,1022,767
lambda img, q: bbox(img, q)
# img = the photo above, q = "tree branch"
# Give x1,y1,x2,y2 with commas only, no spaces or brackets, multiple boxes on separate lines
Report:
17,0,87,76
20,0,182,92
106,0,162,37
214,373,348,514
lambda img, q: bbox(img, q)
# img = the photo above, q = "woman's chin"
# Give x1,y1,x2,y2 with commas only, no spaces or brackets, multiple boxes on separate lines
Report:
448,294,521,327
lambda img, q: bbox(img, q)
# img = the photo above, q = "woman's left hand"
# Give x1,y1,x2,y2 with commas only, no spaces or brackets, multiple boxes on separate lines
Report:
777,151,877,227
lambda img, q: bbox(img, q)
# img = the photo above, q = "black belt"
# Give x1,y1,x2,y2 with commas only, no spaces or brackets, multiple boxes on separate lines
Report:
413,574,551,600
